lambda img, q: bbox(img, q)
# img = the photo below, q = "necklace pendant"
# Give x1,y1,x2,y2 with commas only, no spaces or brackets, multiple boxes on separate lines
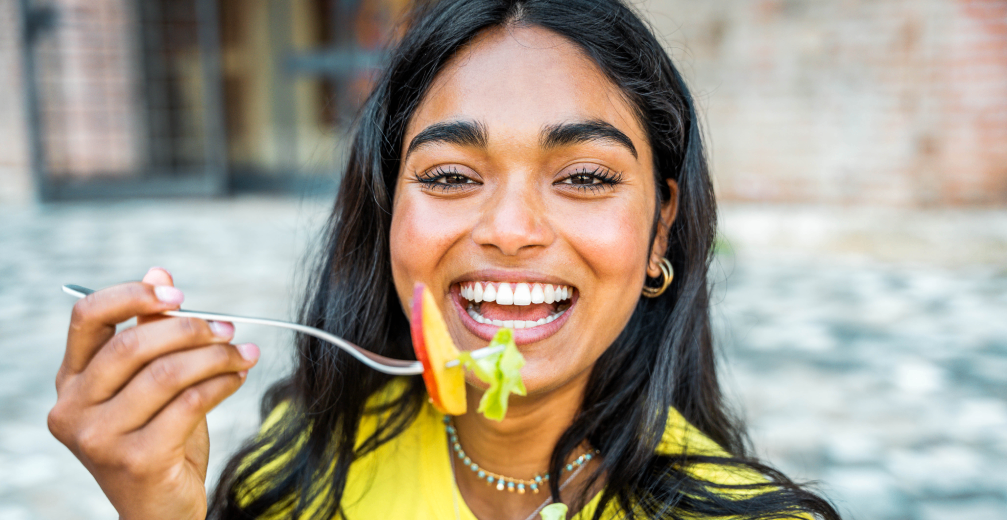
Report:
444,419,598,500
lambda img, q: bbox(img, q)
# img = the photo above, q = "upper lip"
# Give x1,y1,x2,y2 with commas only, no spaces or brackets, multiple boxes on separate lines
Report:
450,269,576,289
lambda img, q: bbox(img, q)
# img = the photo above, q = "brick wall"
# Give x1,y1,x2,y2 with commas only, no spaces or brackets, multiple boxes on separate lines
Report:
35,0,142,179
4,0,1006,204
0,0,32,202
643,0,1007,206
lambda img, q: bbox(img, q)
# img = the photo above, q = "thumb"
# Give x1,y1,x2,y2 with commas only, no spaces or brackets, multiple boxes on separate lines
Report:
139,267,177,325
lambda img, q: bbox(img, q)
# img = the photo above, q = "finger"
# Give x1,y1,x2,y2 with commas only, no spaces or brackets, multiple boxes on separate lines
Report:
63,281,185,377
136,371,248,454
104,343,259,433
185,419,211,480
137,267,175,326
75,317,236,403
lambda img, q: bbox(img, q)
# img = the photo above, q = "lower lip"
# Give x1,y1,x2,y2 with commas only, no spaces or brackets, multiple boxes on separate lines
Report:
451,286,577,345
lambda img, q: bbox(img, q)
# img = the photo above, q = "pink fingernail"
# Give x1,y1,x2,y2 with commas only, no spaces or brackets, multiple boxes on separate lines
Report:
238,370,249,378
147,266,173,277
209,321,235,338
237,343,260,361
154,285,184,304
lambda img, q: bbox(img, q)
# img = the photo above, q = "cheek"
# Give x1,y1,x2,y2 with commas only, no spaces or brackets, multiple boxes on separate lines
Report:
557,203,651,289
389,192,472,293
527,200,650,385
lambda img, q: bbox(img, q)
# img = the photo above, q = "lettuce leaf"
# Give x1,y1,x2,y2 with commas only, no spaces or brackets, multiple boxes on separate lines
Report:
539,503,568,520
457,328,526,421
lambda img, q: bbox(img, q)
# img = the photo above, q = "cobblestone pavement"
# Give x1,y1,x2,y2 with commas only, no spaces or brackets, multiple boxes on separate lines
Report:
1,199,1005,520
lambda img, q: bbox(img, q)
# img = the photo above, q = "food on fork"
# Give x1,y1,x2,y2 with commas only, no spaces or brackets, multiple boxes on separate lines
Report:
412,283,467,415
457,328,525,421
410,283,526,420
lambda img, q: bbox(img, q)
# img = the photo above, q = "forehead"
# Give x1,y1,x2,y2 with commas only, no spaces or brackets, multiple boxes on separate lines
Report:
405,25,647,149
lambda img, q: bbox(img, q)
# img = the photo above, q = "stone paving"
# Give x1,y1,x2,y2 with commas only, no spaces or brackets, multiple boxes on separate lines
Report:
1,198,1005,520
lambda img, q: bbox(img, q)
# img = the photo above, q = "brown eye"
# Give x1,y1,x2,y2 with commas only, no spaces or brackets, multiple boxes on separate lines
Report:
443,173,472,184
567,173,600,185
416,166,480,192
556,166,623,193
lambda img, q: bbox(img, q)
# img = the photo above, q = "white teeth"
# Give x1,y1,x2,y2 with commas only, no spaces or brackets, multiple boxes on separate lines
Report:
465,302,567,330
496,283,514,305
530,284,544,304
466,304,566,329
460,282,574,305
513,283,532,305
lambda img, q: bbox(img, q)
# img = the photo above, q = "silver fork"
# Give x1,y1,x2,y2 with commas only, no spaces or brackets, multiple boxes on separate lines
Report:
62,284,502,376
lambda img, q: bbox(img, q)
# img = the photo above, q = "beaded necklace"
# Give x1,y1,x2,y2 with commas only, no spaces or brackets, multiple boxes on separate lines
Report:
443,417,597,495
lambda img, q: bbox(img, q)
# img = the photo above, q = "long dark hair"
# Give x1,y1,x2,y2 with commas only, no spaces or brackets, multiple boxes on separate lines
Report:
210,0,840,518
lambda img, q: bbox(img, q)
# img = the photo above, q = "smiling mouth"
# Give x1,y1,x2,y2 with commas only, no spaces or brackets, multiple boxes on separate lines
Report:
457,282,574,329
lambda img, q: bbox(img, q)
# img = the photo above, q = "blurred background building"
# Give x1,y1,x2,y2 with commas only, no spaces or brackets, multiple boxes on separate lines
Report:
1,0,1005,204
1,1,1006,520
1,0,406,200
658,0,1007,206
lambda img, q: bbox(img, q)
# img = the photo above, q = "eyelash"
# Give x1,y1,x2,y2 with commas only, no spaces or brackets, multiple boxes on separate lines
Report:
558,166,624,193
415,165,624,193
415,167,477,192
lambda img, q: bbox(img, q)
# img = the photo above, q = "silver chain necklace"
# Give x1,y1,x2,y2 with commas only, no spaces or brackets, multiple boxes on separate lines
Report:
445,417,596,494
447,431,590,520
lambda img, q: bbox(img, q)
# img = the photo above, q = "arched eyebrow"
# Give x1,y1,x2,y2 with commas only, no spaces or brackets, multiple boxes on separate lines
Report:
404,118,637,160
406,120,488,158
541,120,638,159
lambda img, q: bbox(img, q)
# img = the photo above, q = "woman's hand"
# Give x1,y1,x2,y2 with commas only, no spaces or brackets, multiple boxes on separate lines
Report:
47,268,260,520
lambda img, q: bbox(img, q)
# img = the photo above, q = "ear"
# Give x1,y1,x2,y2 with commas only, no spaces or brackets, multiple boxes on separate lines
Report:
647,179,679,278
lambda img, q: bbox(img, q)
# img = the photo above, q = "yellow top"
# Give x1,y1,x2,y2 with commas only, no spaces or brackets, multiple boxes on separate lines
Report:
249,382,769,519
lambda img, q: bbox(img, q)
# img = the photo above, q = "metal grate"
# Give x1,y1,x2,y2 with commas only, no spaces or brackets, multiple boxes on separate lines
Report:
22,0,224,199
20,0,400,200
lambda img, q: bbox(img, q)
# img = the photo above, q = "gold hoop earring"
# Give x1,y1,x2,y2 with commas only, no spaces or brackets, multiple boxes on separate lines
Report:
642,258,673,298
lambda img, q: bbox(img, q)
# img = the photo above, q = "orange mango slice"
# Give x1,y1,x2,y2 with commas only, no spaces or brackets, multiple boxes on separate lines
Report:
410,283,466,415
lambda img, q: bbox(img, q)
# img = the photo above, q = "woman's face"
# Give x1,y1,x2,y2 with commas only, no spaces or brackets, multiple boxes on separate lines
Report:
390,25,676,395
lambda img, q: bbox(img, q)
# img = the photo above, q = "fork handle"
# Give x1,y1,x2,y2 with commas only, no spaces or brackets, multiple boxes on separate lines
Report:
62,285,421,375
61,284,502,375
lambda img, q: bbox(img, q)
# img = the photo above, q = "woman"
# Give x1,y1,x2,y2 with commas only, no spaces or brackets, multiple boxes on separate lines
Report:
48,0,840,518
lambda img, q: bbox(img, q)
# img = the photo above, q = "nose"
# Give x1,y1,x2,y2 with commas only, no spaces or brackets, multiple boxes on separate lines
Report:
470,181,554,256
